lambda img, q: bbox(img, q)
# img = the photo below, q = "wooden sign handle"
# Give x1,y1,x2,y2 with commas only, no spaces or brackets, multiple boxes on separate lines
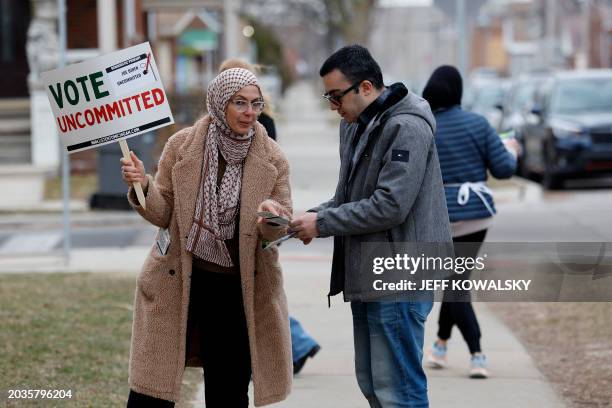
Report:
119,139,147,210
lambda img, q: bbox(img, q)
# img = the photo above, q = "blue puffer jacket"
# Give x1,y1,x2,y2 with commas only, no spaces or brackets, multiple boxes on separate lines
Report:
433,106,516,222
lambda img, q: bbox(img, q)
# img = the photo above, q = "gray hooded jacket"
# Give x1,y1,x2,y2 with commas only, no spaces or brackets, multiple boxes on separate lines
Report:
312,83,452,302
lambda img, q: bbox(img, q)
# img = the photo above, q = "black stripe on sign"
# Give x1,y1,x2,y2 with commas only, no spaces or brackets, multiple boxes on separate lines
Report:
66,117,171,152
105,53,147,73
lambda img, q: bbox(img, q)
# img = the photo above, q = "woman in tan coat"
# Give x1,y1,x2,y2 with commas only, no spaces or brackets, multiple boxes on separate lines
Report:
120,68,293,407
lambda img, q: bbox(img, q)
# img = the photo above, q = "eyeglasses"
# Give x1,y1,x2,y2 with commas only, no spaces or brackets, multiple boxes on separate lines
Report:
230,98,265,113
322,81,361,106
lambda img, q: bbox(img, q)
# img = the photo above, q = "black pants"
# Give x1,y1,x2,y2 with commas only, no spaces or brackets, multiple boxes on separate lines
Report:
437,229,487,354
127,269,252,407
127,391,174,408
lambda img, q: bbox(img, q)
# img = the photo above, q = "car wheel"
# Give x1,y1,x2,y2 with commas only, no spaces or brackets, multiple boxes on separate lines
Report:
514,133,531,179
517,149,533,179
543,143,563,190
543,169,563,190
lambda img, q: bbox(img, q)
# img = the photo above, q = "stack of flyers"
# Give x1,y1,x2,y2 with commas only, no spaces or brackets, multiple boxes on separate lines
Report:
256,211,295,249
262,232,297,250
499,129,516,140
256,211,290,226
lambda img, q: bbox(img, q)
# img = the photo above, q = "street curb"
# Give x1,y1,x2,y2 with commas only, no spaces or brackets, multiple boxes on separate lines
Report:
0,210,144,229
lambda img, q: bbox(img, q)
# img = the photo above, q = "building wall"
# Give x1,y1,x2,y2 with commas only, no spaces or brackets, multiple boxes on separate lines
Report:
368,6,455,90
67,0,97,49
470,15,514,75
0,0,31,98
116,0,147,48
67,0,146,50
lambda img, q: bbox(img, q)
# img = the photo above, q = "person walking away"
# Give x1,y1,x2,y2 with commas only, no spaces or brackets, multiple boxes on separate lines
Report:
422,65,520,379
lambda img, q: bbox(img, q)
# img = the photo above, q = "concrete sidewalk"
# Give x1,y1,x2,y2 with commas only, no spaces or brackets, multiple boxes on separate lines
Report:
276,254,564,408
181,244,565,408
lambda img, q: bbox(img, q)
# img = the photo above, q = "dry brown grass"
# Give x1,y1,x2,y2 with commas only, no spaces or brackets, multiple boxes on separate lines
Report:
490,302,612,408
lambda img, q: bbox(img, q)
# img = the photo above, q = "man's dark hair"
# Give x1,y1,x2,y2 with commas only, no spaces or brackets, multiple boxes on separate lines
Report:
319,45,384,89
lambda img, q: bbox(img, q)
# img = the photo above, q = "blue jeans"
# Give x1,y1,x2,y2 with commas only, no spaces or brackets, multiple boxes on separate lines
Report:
351,301,433,408
290,316,319,362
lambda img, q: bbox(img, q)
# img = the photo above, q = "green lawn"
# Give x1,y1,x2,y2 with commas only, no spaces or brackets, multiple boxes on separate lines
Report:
0,273,200,407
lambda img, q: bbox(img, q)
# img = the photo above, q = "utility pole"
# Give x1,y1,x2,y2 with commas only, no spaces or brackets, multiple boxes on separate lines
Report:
602,24,611,68
97,0,117,54
580,0,591,69
456,0,468,77
545,0,556,67
123,0,136,47
57,0,70,265
224,0,239,59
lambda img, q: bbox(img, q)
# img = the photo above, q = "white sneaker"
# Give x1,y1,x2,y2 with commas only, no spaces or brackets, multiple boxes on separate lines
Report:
427,342,447,369
469,354,489,379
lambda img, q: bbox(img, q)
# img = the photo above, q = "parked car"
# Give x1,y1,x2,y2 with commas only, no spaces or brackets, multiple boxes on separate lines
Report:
465,77,510,131
463,68,500,111
520,70,612,189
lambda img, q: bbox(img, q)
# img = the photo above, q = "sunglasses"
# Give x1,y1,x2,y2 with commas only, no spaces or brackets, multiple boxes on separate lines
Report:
322,81,361,106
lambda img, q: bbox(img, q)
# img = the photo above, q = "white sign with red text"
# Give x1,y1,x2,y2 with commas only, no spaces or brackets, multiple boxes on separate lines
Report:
41,42,174,154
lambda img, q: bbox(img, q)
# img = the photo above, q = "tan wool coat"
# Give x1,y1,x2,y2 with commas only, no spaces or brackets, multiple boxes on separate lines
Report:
126,116,293,405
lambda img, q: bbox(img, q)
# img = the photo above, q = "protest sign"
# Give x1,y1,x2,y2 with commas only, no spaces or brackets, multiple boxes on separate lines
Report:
41,42,174,209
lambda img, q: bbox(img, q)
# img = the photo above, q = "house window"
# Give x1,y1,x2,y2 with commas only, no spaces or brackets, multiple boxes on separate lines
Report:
0,0,15,63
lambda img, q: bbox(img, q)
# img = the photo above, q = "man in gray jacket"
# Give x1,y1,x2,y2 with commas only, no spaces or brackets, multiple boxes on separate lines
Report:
290,45,452,408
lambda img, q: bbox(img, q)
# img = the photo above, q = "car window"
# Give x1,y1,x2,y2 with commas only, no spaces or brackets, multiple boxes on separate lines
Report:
511,81,537,112
472,84,504,111
533,79,554,113
551,77,612,114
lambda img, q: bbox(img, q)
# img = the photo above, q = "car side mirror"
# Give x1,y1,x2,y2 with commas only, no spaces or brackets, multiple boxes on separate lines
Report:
525,105,542,125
